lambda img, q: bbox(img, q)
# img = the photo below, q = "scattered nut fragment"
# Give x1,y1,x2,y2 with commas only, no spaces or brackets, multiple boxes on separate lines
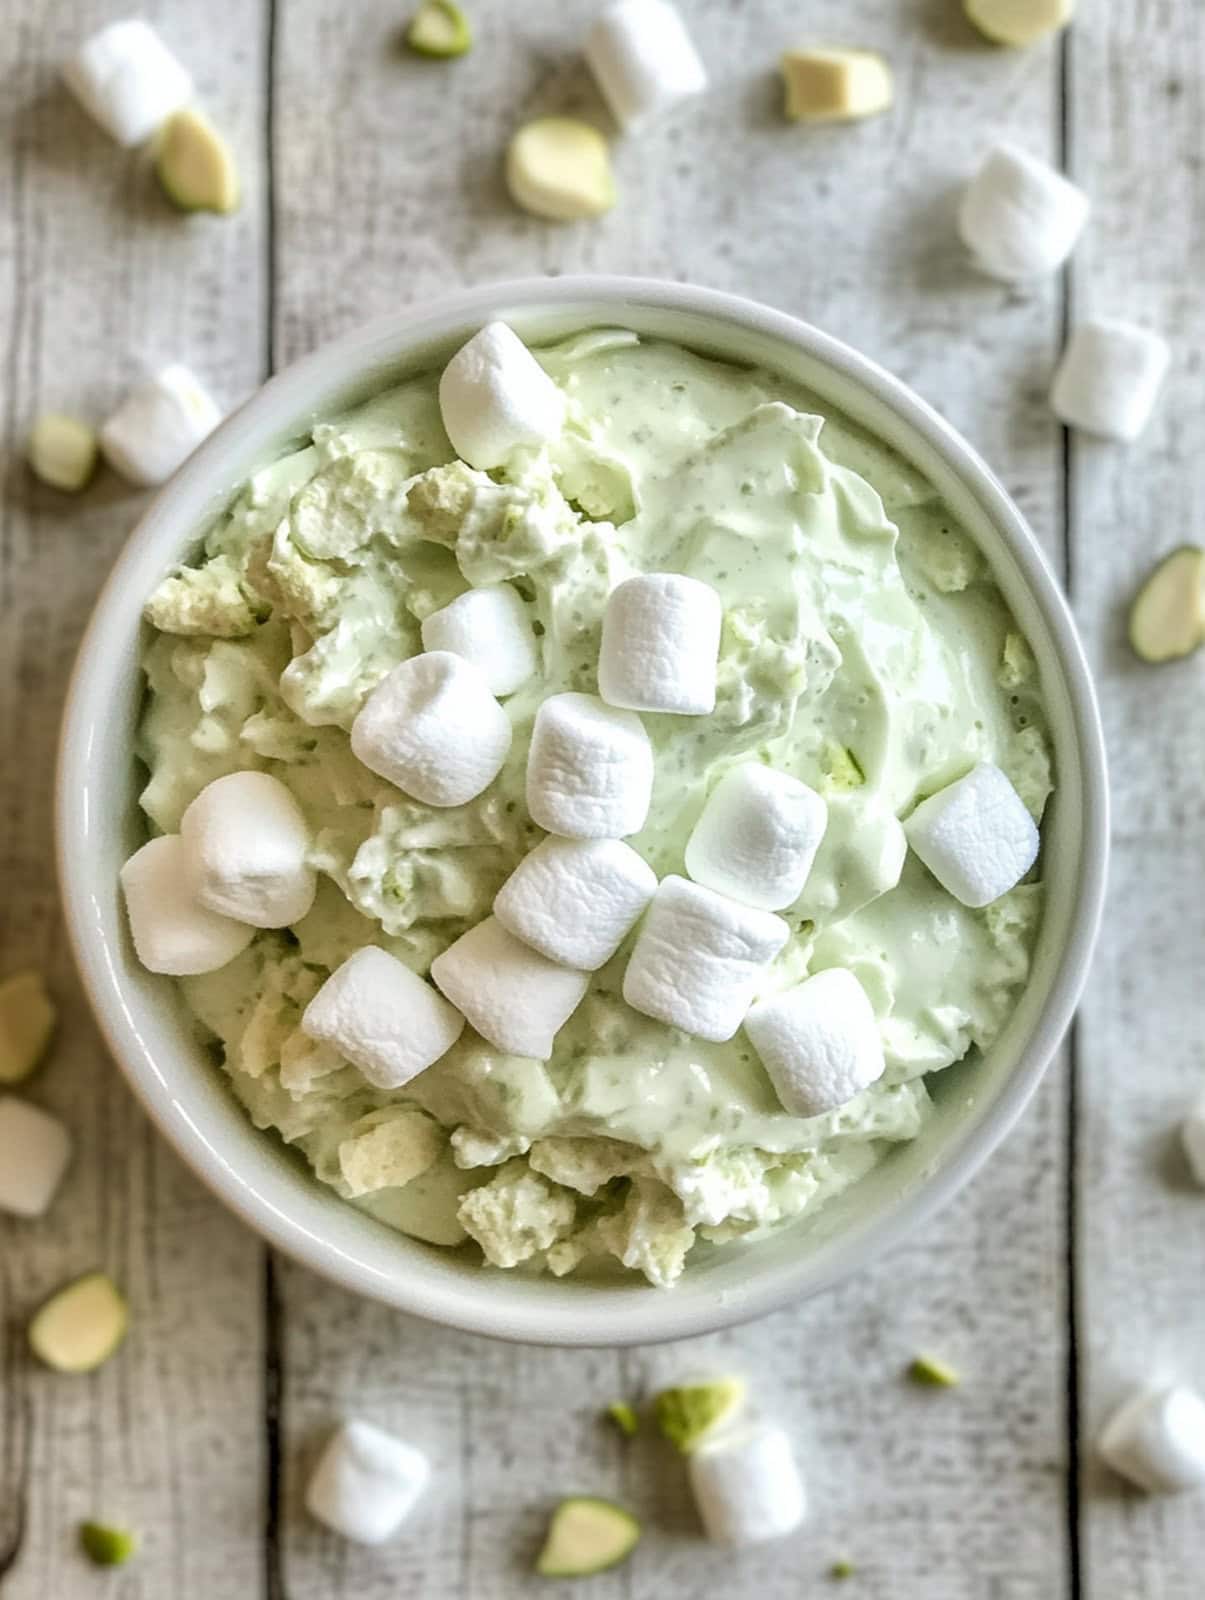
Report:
28,1273,128,1373
653,1376,746,1452
1128,546,1204,664
536,1497,641,1577
405,0,472,58
79,1523,139,1567
27,415,98,492
0,972,57,1083
965,0,1074,47
781,48,893,124
155,108,239,214
908,1353,961,1387
506,118,616,222
1181,1090,1205,1185
605,1400,640,1437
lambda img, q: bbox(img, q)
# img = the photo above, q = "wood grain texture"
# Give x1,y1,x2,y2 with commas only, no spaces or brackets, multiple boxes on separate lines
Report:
1066,4,1205,1594
0,5,269,1597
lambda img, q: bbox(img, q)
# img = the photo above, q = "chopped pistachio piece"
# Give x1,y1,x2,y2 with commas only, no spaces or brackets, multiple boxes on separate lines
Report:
831,1557,856,1579
653,1376,746,1453
0,972,56,1084
79,1522,139,1567
406,0,472,57
822,742,865,791
965,0,1074,47
781,48,893,123
535,1497,641,1577
28,1273,128,1374
27,413,98,492
506,117,616,222
908,1353,961,1388
605,1400,639,1437
1128,546,1205,664
154,108,240,214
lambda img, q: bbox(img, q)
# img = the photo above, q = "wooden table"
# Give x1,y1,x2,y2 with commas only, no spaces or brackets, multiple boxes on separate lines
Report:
3,2,1202,1594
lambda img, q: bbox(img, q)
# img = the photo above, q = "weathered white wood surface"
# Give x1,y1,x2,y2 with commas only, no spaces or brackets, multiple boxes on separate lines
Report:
0,1,1199,1596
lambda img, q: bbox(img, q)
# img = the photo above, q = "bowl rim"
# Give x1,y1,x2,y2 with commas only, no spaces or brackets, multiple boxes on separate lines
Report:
56,275,1108,1345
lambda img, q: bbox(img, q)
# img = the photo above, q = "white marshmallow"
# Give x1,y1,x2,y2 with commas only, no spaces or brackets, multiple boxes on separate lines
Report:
350,652,512,808
302,946,464,1091
494,837,657,971
904,763,1039,908
1050,319,1171,442
1098,1386,1205,1494
180,771,315,929
1181,1091,1205,1186
585,0,708,129
120,835,255,976
745,968,884,1118
438,322,565,471
430,917,589,1059
598,573,722,716
0,1097,72,1218
958,143,1089,281
62,20,193,147
305,1419,430,1543
688,1424,807,1546
685,764,827,911
420,584,539,697
526,692,654,839
622,876,788,1043
100,365,222,486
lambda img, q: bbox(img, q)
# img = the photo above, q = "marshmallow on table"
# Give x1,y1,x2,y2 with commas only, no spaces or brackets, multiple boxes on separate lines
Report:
1181,1091,1205,1186
351,652,512,807
120,835,255,976
1098,1386,1205,1494
420,583,539,697
494,836,657,971
745,968,884,1118
685,764,827,911
1050,319,1171,442
688,1423,807,1546
430,917,589,1059
904,762,1039,908
958,143,1089,281
100,365,222,487
306,1419,430,1543
62,20,193,147
623,876,788,1043
302,946,464,1091
598,573,722,716
526,692,654,839
0,1097,72,1218
585,0,707,130
180,771,316,929
438,322,565,471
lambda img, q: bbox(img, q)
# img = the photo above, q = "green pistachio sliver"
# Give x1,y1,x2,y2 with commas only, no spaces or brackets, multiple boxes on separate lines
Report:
79,1522,139,1567
406,1,472,58
605,1400,639,1437
908,1353,961,1388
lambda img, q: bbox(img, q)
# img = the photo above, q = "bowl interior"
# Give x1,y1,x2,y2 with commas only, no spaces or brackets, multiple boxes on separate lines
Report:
58,281,1106,1345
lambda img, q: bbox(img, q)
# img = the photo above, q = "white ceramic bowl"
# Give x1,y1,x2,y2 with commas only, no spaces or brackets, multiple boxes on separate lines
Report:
57,277,1107,1346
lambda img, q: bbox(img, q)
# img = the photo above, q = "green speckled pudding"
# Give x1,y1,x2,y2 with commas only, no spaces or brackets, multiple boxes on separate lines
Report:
136,329,1051,1286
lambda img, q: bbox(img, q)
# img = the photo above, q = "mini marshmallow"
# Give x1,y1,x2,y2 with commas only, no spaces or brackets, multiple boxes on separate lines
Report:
745,968,884,1118
622,876,788,1043
598,573,722,716
526,692,654,839
180,771,316,929
438,322,566,471
958,143,1089,281
0,1097,72,1218
302,946,464,1091
685,764,827,911
420,583,539,697
120,835,255,976
62,19,193,147
430,917,589,1059
494,836,657,971
100,365,222,487
688,1423,807,1546
305,1419,430,1543
1181,1091,1205,1186
1098,1386,1205,1494
1050,319,1171,442
585,0,707,129
350,651,512,807
904,763,1039,908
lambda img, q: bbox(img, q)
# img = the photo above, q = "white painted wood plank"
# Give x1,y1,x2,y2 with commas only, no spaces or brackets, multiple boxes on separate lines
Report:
0,5,269,1596
272,4,1072,1597
1067,4,1205,1594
